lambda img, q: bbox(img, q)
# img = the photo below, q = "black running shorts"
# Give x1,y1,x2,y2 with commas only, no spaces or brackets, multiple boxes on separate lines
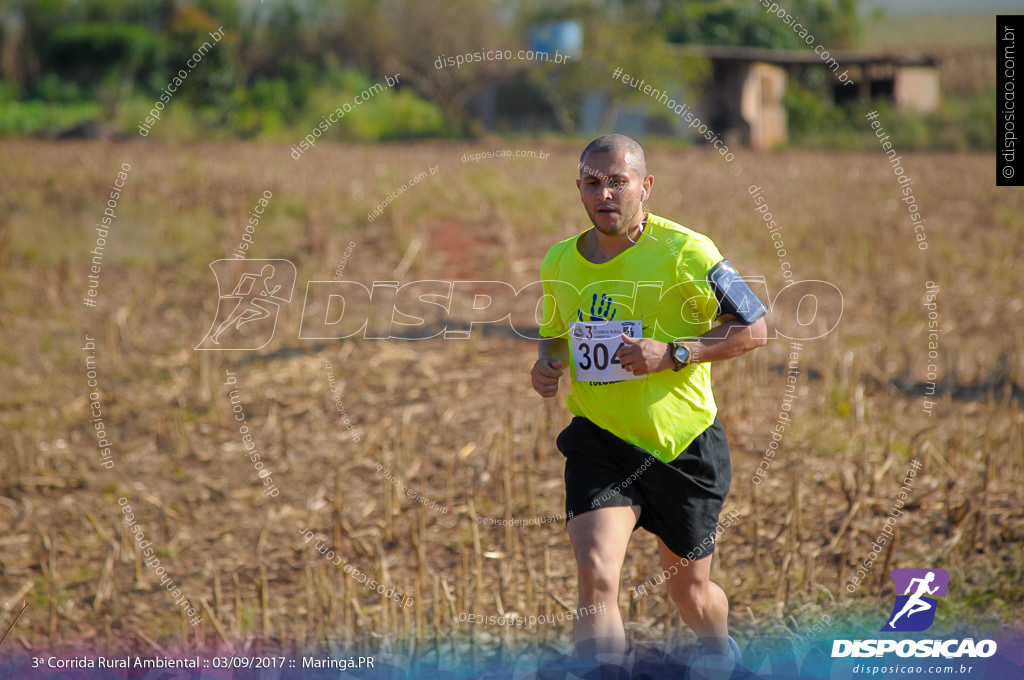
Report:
557,416,732,560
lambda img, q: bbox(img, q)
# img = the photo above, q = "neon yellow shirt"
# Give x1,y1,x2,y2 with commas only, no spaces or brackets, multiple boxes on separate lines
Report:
539,213,724,462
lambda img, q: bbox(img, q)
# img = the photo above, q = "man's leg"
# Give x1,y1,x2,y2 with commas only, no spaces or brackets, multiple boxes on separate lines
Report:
211,301,244,342
889,597,927,627
657,539,729,654
568,505,641,665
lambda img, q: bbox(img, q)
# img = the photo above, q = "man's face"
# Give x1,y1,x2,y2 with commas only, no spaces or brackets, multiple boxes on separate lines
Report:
576,149,649,236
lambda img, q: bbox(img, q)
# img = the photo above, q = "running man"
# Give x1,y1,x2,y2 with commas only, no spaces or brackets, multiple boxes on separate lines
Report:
888,571,939,628
210,264,282,344
530,135,768,674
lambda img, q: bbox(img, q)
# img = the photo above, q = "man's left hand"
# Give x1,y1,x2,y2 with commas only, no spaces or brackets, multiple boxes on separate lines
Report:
616,334,673,376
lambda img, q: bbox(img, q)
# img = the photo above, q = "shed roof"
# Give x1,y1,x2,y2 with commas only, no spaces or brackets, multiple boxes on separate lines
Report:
674,44,940,68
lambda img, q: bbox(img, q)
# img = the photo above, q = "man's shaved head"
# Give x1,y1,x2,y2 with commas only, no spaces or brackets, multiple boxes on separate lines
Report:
579,134,647,179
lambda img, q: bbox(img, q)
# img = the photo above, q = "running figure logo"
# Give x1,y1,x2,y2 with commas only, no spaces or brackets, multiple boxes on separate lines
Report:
881,568,949,632
196,259,296,350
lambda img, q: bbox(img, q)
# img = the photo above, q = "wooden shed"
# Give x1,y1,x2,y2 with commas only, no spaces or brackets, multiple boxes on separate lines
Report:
689,45,942,149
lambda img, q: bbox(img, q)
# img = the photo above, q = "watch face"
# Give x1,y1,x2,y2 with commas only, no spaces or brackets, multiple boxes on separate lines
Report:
674,344,690,366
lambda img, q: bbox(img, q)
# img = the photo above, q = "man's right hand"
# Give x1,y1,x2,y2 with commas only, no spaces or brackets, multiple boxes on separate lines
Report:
531,357,564,398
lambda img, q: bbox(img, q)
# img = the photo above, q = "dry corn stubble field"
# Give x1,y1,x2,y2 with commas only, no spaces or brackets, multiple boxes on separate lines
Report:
0,139,1022,662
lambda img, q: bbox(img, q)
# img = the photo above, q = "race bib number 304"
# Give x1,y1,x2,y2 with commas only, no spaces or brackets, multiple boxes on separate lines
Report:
570,320,643,383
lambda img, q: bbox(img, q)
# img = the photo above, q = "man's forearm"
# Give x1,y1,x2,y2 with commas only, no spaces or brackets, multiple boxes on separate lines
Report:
539,337,570,364
683,317,767,365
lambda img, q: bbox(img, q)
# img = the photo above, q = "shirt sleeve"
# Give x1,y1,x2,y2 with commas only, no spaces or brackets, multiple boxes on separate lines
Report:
539,246,568,339
675,234,724,329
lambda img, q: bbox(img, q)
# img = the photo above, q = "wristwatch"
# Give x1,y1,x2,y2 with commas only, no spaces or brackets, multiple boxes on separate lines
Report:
668,341,691,371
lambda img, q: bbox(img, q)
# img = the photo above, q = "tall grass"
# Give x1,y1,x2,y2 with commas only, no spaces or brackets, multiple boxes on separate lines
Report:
0,141,1020,655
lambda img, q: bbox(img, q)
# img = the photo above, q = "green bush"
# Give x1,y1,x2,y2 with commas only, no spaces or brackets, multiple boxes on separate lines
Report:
0,101,102,137
100,65,446,143
295,70,446,141
871,92,996,152
784,86,848,137
783,86,995,152
35,74,83,103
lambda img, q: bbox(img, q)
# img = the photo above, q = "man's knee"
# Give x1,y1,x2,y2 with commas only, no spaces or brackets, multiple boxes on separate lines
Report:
667,577,710,611
576,550,622,593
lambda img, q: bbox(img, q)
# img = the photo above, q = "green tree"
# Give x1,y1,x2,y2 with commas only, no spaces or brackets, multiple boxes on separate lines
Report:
381,0,513,136
165,3,235,110
519,0,708,133
659,0,861,50
661,1,802,48
44,22,167,116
